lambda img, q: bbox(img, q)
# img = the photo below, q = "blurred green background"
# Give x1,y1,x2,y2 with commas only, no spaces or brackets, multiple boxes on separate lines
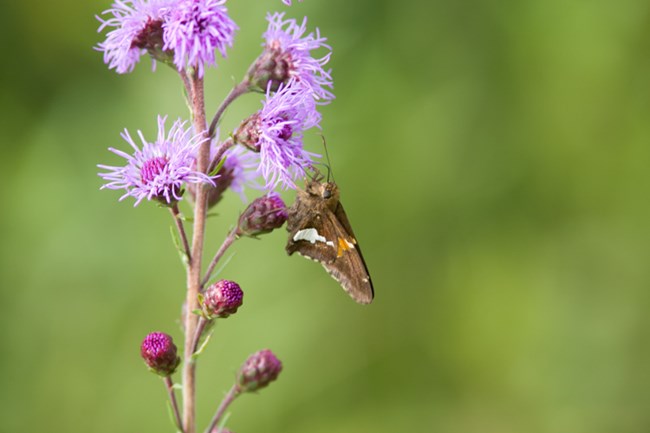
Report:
2,0,650,432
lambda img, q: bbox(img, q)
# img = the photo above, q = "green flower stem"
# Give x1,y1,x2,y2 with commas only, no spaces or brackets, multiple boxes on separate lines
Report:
207,138,234,175
207,80,250,139
201,226,239,289
170,204,191,263
163,376,184,433
204,383,240,433
190,316,210,357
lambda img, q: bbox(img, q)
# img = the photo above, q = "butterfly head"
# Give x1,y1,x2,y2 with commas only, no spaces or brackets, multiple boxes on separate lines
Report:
306,180,339,205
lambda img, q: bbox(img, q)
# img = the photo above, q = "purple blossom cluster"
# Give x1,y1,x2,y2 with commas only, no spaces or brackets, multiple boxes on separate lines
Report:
98,1,333,195
95,0,342,431
97,0,236,76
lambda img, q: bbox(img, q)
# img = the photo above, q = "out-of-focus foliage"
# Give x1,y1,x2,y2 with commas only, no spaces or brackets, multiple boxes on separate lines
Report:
2,1,650,432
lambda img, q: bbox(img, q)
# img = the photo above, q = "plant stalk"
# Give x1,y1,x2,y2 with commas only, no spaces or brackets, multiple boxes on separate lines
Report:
201,226,239,288
170,204,192,263
204,384,240,433
164,376,184,433
183,69,209,433
207,80,250,139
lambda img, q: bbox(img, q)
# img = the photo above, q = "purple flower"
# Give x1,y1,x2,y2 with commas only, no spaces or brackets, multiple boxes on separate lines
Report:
201,279,244,318
163,0,238,77
237,349,283,393
247,12,333,103
140,332,181,376
234,80,321,190
282,0,303,4
98,116,214,206
96,0,175,74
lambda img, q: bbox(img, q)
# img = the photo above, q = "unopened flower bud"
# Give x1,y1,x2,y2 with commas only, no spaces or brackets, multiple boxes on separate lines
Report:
233,114,262,152
246,41,293,93
237,193,287,237
140,332,181,376
237,349,283,393
132,18,175,67
201,280,243,319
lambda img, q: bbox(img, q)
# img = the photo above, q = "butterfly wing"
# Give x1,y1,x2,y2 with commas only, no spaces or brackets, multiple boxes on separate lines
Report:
324,202,374,304
286,198,338,264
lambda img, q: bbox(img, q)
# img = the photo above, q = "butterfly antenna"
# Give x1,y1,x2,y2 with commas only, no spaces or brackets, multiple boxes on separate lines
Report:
320,135,335,183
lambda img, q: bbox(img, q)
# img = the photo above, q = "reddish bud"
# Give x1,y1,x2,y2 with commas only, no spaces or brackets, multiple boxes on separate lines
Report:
202,280,244,319
237,193,287,237
237,349,283,392
140,332,181,376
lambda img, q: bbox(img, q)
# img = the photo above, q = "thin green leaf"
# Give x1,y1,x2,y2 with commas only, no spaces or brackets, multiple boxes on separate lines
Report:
217,413,232,433
191,331,213,360
208,154,227,178
205,252,236,286
170,226,189,268
165,401,182,433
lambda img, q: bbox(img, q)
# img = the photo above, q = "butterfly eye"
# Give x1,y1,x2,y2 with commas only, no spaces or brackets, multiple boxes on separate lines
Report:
323,189,332,199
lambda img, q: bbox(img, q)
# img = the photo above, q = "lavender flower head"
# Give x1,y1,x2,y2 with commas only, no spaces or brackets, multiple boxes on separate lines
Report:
247,12,333,103
163,0,238,77
234,80,321,190
96,0,174,74
282,0,303,6
98,116,215,206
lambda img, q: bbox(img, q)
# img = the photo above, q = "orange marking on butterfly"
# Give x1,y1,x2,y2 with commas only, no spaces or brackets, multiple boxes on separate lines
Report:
337,237,356,257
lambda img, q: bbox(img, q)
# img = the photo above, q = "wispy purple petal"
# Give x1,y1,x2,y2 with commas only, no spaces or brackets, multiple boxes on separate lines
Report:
255,80,321,190
262,12,333,103
96,0,175,73
163,0,237,77
98,116,215,206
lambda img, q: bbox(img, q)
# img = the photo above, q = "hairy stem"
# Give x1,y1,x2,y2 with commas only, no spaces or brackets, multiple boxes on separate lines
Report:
164,376,184,433
207,138,235,174
207,80,250,139
183,69,209,433
170,204,192,263
204,384,240,433
179,69,194,109
190,316,210,356
201,226,239,288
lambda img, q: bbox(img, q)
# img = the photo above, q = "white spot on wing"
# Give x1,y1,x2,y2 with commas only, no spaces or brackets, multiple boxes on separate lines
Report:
293,228,335,247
